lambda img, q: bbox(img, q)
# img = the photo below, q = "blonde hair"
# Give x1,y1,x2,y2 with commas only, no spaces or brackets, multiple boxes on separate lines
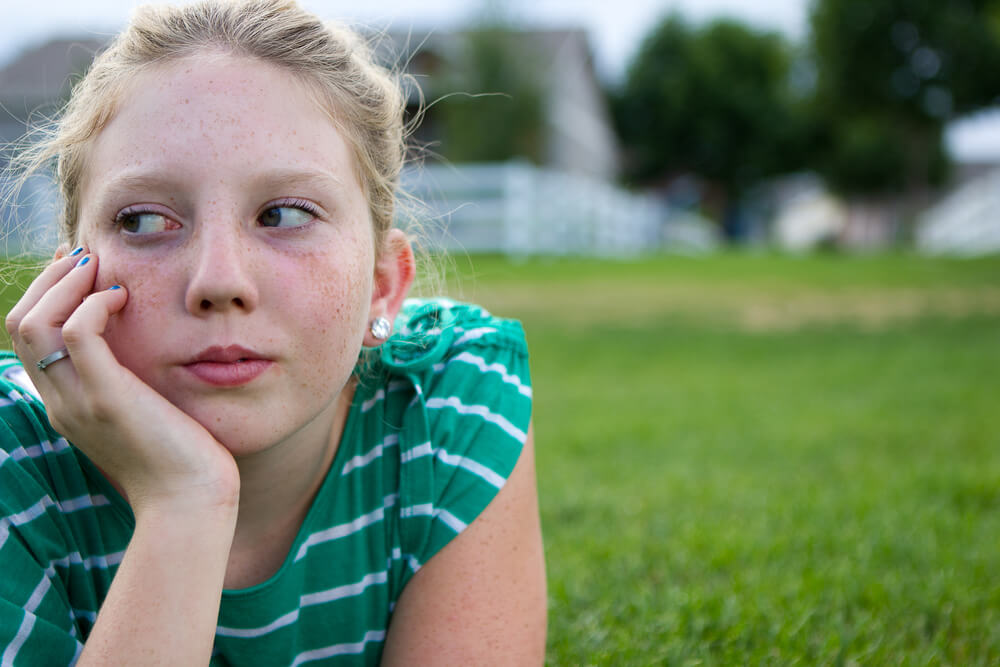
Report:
11,0,410,249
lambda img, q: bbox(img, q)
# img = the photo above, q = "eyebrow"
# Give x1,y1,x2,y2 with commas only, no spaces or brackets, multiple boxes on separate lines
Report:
94,168,350,210
246,168,349,193
101,168,346,193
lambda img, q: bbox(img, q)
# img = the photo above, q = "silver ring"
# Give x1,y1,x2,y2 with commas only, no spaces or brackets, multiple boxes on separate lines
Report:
36,347,71,371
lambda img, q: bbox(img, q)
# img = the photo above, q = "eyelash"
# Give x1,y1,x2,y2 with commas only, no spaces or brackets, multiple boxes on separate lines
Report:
113,205,159,227
266,198,321,222
112,199,323,229
112,205,177,235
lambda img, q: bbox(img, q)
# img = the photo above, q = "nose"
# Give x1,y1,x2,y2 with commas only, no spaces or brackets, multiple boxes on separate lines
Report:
184,222,259,316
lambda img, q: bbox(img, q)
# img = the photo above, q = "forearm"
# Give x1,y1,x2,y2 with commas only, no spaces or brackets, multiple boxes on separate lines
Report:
77,502,237,665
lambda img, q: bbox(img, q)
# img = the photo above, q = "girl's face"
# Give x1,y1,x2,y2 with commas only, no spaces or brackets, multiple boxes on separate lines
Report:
76,53,379,455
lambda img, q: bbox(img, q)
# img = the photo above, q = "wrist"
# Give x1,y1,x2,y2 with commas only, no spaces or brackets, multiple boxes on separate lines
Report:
131,477,240,528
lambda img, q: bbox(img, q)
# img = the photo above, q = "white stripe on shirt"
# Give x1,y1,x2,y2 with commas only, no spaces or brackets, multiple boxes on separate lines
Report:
8,438,71,463
341,434,399,475
0,496,56,549
435,449,506,489
451,326,498,346
289,630,386,666
400,503,468,534
217,571,391,639
1,494,113,549
425,396,528,444
401,443,505,489
433,351,532,398
360,380,409,413
48,549,125,573
58,494,110,513
294,494,398,562
300,571,388,607
1,612,35,667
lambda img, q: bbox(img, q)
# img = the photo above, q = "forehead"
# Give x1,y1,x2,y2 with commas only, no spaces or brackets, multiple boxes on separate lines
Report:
81,52,362,199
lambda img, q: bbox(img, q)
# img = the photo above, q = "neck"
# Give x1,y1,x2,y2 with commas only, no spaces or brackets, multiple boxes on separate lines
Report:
224,378,356,588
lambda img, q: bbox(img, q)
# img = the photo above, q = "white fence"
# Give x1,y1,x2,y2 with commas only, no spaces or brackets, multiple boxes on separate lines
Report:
400,162,715,256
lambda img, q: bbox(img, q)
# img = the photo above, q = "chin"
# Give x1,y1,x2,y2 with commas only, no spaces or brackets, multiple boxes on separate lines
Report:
174,401,288,458
202,422,281,458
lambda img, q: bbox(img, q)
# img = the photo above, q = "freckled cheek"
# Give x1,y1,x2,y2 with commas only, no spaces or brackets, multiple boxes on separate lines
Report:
96,254,175,367
283,260,372,388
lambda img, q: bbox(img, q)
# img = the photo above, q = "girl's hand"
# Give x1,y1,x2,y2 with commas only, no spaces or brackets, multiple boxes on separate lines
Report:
5,250,240,517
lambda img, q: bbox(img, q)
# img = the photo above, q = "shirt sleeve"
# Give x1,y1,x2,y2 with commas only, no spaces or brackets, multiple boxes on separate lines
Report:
0,367,86,665
392,302,533,571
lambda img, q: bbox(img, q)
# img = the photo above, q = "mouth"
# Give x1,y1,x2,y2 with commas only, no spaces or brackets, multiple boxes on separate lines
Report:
183,345,273,386
188,345,267,364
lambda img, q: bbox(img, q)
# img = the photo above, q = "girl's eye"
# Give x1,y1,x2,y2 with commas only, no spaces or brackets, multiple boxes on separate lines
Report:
258,205,315,228
116,211,178,235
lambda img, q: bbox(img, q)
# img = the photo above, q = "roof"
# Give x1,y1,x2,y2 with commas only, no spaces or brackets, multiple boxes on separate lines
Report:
0,36,107,118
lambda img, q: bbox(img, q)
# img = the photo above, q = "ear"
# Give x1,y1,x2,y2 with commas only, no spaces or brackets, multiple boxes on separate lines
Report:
365,229,415,346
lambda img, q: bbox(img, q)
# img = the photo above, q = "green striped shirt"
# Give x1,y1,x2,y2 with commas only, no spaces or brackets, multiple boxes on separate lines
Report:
0,298,531,666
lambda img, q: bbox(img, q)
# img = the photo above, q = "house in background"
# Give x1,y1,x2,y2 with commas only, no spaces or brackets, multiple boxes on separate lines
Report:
916,108,1000,255
1,37,105,254
0,36,105,148
378,27,679,255
380,27,621,181
755,108,1000,254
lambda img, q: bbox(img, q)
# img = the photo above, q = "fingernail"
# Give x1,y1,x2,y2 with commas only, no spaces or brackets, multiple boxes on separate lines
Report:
75,256,90,268
108,285,122,291
69,246,84,257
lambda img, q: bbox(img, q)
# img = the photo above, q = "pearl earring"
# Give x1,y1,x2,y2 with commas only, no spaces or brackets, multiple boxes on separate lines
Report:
370,316,391,341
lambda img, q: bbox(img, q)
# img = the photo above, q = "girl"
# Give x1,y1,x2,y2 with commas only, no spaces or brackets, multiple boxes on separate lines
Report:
0,1,546,664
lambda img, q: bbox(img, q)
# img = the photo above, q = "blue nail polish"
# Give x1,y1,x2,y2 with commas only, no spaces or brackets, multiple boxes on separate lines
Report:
75,256,90,267
69,247,84,257
108,285,122,291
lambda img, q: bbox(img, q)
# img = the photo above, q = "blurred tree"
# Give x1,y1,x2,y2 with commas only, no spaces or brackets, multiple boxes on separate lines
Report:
612,16,807,219
434,24,544,163
809,0,1000,195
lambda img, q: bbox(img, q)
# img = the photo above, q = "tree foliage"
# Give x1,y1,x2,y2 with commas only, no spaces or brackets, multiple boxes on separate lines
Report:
616,2,1000,202
808,0,1000,195
434,26,544,163
613,16,806,197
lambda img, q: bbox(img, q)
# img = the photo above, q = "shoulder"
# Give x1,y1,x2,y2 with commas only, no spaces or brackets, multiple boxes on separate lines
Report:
0,355,97,663
0,352,60,461
372,300,533,567
375,305,545,664
383,298,532,446
0,352,100,512
382,298,529,373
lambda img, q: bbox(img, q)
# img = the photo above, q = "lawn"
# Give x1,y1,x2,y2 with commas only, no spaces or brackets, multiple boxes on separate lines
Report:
444,252,1000,666
3,252,999,664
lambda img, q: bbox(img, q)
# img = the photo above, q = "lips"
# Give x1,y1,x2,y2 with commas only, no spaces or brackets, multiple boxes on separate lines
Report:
183,345,273,387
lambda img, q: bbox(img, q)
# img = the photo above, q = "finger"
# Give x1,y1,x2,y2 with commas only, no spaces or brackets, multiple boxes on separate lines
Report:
59,284,129,387
14,254,100,385
5,248,86,336
15,253,98,343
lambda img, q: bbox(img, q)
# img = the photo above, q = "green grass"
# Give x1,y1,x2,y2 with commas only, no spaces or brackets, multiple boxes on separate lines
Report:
445,252,1000,666
4,252,999,664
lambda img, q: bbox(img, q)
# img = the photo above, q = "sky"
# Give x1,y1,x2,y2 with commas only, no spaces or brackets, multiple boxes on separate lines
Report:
0,0,810,82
